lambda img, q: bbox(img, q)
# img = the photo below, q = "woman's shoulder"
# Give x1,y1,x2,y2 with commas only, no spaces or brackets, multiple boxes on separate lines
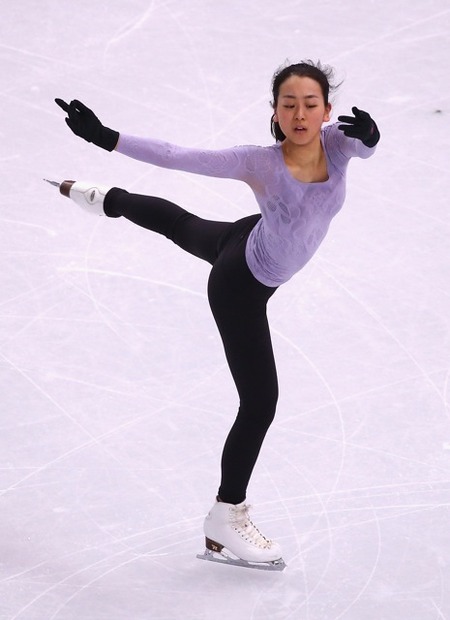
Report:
234,143,279,175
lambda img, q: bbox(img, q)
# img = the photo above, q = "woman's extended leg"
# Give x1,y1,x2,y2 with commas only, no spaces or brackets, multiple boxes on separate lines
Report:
104,188,232,265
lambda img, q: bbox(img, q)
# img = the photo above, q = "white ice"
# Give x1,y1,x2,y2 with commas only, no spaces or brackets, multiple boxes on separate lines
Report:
1,1,450,618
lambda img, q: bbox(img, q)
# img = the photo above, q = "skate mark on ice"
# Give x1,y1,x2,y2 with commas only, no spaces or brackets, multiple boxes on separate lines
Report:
9,524,200,620
263,446,339,609
104,0,156,52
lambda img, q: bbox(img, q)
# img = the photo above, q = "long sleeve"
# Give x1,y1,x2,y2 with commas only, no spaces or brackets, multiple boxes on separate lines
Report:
116,134,253,182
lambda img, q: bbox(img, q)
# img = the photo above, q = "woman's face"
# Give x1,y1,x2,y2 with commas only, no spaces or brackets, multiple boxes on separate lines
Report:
273,75,331,146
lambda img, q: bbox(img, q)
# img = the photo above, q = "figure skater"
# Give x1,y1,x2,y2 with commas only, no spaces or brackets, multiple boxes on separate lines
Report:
52,60,379,570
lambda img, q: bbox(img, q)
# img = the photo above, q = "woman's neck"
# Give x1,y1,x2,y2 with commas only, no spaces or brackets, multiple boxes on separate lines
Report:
281,137,328,183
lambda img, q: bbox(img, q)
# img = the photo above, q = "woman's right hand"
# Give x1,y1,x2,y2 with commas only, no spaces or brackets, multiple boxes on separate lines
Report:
55,98,119,151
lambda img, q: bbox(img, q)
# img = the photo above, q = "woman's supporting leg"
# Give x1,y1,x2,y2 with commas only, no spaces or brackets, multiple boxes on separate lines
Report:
207,216,279,505
215,308,278,505
104,188,232,265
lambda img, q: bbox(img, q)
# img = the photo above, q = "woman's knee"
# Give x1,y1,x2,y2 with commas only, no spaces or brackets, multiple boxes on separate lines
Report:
240,385,278,428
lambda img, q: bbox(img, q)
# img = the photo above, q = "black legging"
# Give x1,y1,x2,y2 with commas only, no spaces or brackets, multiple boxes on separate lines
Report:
105,189,278,504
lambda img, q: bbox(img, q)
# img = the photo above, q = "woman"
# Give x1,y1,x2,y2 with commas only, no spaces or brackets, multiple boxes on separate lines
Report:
53,60,379,570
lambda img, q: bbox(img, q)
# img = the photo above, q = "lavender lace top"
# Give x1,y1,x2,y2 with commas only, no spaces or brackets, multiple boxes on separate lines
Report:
116,123,376,287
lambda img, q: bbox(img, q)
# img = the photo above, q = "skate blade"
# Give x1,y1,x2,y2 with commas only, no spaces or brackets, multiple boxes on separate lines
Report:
196,548,286,572
43,179,60,188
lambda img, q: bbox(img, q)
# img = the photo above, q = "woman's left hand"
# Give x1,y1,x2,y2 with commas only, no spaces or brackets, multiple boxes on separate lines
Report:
338,107,380,147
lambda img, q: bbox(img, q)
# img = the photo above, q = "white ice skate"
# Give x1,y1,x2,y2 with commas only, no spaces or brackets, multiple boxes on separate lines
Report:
197,500,286,571
44,179,111,216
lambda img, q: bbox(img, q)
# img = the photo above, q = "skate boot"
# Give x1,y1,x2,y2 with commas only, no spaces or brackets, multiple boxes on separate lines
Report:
60,180,112,215
197,500,286,571
45,179,112,215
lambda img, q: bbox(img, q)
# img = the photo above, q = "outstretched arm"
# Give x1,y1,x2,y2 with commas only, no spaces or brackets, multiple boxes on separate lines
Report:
55,98,119,151
114,134,250,181
55,98,254,182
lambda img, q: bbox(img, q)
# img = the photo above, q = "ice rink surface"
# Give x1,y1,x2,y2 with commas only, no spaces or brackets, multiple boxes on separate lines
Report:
1,1,450,618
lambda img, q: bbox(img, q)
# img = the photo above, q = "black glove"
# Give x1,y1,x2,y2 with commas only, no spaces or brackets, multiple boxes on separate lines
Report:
55,98,119,151
337,107,380,147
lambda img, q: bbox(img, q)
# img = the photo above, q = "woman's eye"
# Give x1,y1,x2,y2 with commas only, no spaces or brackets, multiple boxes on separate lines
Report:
284,105,295,109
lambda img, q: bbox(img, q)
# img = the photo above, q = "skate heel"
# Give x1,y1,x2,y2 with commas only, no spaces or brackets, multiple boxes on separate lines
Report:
205,537,224,553
60,180,76,197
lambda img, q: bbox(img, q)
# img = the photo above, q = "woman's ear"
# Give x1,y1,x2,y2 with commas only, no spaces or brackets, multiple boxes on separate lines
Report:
323,103,332,122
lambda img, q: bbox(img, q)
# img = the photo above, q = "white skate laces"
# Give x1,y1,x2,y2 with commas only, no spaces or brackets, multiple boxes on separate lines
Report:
230,503,272,549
